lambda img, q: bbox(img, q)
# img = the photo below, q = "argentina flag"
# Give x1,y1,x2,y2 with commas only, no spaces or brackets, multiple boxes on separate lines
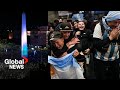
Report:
48,51,85,79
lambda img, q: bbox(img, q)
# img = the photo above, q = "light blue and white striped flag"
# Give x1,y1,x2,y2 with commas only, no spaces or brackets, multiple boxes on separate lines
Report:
48,51,85,79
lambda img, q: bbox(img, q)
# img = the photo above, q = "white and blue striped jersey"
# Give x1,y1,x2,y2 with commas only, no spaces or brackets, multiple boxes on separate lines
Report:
93,23,119,61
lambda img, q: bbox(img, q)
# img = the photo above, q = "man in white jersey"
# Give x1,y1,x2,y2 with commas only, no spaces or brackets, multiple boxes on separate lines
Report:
93,11,120,79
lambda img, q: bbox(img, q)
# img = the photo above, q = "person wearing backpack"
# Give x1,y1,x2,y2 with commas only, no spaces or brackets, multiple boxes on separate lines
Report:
93,11,120,79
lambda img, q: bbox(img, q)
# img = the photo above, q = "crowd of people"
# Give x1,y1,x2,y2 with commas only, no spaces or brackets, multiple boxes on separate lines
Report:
48,11,120,79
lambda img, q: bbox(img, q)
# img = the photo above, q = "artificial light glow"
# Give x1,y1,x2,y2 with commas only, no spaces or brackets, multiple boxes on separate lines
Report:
21,12,28,58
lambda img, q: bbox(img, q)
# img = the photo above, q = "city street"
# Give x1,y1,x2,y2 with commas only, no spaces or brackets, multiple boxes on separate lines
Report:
0,44,48,79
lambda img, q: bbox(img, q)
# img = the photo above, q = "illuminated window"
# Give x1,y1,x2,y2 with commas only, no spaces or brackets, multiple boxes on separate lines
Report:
27,31,31,36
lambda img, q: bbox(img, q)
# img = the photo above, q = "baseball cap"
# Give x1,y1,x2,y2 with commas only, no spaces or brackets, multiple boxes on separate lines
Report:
58,22,73,31
50,31,63,41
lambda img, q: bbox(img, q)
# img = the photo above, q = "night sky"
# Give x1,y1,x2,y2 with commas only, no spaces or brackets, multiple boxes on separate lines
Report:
0,1,47,31
0,1,47,45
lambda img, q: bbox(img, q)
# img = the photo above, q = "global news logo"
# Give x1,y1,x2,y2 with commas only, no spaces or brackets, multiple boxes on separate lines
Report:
4,57,28,69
